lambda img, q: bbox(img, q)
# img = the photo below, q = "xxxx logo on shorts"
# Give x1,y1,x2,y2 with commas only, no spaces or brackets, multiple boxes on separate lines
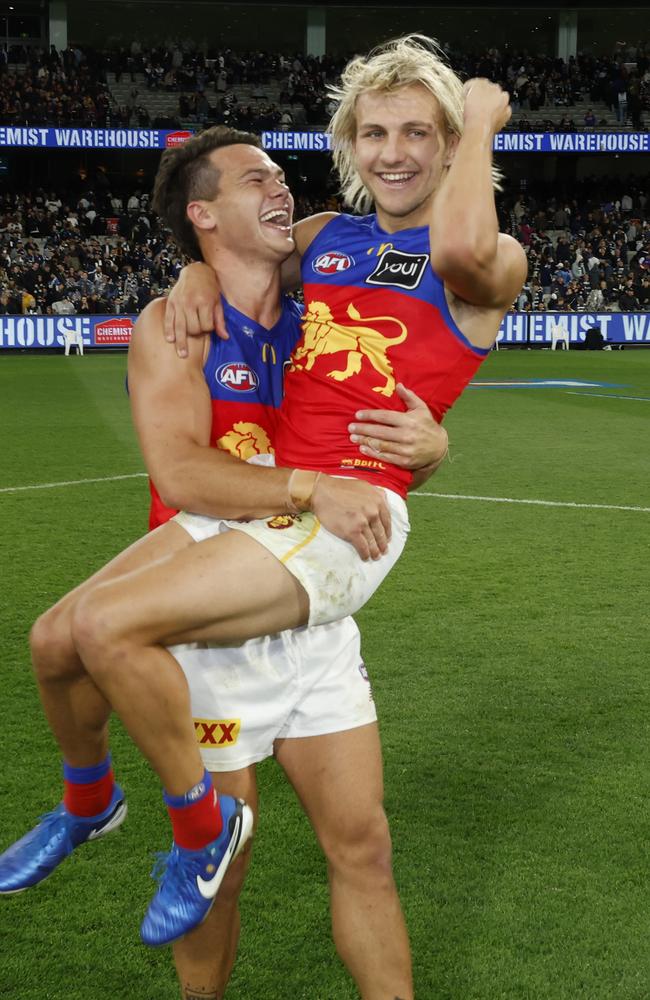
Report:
194,718,241,747
266,514,298,529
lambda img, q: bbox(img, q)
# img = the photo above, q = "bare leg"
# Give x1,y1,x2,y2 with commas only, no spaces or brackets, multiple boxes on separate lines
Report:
72,531,309,794
173,767,258,1000
29,521,197,768
276,725,413,1000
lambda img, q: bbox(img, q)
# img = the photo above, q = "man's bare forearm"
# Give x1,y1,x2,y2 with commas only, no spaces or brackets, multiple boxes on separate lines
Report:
153,447,295,521
431,121,499,271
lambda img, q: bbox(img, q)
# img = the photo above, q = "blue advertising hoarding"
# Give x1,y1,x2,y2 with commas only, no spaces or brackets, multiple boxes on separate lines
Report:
498,312,650,346
0,127,648,154
0,314,136,349
0,127,334,151
0,126,173,149
0,312,648,350
493,132,650,153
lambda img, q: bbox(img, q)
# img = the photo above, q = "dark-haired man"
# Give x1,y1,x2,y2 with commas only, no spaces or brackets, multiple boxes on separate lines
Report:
0,126,444,999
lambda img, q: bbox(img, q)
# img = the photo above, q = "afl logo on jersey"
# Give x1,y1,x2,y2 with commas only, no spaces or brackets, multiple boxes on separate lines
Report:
366,249,429,290
216,362,259,392
312,251,354,275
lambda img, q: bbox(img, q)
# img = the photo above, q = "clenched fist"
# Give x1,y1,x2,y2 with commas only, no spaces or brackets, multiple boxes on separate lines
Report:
463,78,512,135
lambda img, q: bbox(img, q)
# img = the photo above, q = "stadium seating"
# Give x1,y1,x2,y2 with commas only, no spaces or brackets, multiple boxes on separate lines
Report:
0,44,647,318
2,44,647,131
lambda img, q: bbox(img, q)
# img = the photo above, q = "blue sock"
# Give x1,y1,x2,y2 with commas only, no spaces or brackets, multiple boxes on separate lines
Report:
63,754,112,784
162,769,211,809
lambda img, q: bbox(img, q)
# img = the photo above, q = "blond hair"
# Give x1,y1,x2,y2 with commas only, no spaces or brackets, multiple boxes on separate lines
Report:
328,34,502,214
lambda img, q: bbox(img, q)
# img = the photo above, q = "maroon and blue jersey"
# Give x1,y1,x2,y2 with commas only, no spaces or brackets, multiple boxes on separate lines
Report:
149,295,303,529
275,213,491,499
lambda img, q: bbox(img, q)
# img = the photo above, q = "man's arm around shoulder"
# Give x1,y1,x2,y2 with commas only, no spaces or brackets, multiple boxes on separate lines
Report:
164,211,338,346
279,212,339,292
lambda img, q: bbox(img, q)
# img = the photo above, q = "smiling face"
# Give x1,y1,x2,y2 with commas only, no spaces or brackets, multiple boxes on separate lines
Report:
188,144,294,262
353,83,457,232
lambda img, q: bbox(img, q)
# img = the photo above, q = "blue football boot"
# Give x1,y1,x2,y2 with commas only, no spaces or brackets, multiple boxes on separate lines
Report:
0,785,127,893
140,794,254,947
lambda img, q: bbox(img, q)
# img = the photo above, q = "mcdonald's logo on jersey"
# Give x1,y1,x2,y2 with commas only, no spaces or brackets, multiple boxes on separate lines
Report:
216,362,259,392
261,343,277,364
194,718,241,747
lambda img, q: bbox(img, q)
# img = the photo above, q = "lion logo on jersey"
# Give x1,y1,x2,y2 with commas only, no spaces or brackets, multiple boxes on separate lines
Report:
218,422,273,460
290,301,408,396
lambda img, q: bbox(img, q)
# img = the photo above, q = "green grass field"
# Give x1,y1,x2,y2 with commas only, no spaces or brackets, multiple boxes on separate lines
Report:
1,349,649,999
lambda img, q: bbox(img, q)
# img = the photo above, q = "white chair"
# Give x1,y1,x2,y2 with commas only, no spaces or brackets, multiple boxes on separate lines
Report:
62,329,84,356
550,320,569,350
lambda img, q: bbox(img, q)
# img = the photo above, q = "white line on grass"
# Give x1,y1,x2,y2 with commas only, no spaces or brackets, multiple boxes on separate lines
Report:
0,472,148,494
2,474,648,515
566,391,650,402
411,491,650,514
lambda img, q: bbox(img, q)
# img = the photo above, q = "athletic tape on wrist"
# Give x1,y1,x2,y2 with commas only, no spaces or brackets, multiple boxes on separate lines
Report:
287,469,322,513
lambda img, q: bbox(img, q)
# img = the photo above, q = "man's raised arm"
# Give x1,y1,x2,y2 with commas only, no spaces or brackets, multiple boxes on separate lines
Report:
429,79,527,321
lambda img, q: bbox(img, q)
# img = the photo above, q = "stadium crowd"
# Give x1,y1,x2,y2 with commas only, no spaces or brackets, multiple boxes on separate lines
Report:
504,180,650,312
0,45,124,128
0,175,648,317
0,184,341,316
0,28,648,315
0,188,177,316
0,40,649,129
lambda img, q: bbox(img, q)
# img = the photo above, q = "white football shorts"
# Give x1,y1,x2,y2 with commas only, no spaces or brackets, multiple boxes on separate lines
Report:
170,617,376,772
174,485,410,626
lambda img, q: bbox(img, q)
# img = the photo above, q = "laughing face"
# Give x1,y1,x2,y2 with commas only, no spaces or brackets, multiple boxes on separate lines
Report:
190,144,295,262
353,83,458,232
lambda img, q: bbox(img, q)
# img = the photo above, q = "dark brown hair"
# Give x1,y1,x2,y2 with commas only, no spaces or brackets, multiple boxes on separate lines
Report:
151,125,262,260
